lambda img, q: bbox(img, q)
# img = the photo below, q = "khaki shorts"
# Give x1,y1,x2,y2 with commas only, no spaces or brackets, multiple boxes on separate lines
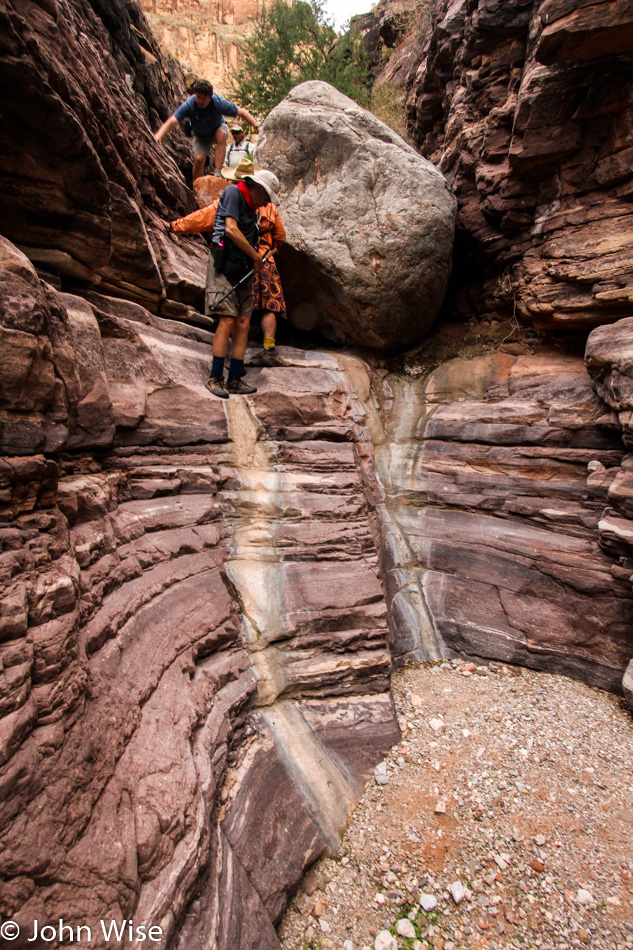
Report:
205,256,253,319
192,124,229,158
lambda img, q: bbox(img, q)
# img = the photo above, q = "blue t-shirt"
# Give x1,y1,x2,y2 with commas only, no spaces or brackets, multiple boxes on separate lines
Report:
174,94,238,138
212,184,258,248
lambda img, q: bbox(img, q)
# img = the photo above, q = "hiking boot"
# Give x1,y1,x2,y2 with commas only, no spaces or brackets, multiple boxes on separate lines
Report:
205,376,229,399
260,346,280,367
227,378,257,395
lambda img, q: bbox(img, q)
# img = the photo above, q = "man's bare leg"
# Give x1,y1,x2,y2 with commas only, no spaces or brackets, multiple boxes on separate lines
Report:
230,315,251,361
193,152,207,181
213,126,228,173
211,316,234,359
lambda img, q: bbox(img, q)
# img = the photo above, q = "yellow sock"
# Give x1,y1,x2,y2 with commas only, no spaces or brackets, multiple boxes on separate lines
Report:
263,337,275,349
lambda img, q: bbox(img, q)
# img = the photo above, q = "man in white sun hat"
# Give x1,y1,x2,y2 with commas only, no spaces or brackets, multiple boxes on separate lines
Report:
205,168,281,399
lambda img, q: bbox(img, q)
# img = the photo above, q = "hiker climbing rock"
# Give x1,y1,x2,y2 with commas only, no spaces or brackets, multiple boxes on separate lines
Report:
251,194,287,366
165,156,288,368
154,79,261,180
165,161,281,398
204,167,280,398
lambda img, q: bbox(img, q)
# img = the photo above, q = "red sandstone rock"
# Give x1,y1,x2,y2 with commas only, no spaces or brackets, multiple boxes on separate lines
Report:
366,350,633,691
374,0,633,330
0,251,398,949
0,0,206,311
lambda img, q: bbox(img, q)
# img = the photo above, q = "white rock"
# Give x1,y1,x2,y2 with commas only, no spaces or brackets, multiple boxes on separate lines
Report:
375,931,397,950
375,893,386,904
435,800,447,814
494,854,508,870
374,761,388,786
318,918,330,932
344,942,354,950
396,919,416,938
429,718,444,731
534,834,546,846
576,888,594,905
420,892,438,911
449,881,466,905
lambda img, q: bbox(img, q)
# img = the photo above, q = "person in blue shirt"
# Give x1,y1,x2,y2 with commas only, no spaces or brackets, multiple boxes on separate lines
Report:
154,79,261,181
205,168,281,399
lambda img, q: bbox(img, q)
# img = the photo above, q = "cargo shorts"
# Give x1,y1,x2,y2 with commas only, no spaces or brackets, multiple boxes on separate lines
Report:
192,123,229,158
204,256,254,319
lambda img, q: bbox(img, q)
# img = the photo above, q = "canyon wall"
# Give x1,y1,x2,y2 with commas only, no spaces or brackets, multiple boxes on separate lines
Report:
2,235,632,949
0,239,399,949
1,1,633,948
139,0,276,95
365,0,633,331
0,0,208,318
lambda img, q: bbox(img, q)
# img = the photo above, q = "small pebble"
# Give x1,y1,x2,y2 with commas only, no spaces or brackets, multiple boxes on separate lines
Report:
396,918,416,938
576,888,594,905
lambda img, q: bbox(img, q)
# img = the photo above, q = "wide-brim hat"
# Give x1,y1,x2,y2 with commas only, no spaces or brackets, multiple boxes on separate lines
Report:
230,123,243,132
243,169,280,206
221,156,257,181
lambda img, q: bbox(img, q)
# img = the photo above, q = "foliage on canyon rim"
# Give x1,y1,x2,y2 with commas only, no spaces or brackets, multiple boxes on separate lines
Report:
231,0,371,115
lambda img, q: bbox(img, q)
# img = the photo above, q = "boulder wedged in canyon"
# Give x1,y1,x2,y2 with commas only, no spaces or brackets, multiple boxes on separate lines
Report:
0,0,207,312
0,242,398,948
256,80,457,350
374,0,633,329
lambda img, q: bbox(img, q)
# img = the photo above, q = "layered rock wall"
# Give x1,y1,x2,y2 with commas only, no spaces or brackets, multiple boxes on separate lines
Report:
0,0,208,316
2,1,633,947
139,0,271,93
366,349,632,690
0,240,398,949
2,239,632,949
375,0,633,330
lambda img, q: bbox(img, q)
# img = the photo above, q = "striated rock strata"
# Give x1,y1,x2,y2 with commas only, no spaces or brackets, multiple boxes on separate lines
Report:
374,0,633,330
0,239,397,949
0,0,208,317
257,81,457,350
2,233,633,949
364,349,633,691
585,316,633,697
139,0,271,94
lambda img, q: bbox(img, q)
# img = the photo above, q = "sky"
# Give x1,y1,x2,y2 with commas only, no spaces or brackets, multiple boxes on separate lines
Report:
322,0,374,31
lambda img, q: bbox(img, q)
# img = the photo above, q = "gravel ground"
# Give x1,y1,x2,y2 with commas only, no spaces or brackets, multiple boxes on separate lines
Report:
278,660,633,950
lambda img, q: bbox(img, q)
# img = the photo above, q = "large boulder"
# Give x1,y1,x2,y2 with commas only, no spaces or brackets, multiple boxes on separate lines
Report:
256,81,456,350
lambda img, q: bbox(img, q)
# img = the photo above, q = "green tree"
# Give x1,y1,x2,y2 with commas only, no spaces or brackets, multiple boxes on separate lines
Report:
231,0,371,115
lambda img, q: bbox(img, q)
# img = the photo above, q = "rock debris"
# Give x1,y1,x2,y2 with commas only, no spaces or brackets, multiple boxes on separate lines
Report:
278,660,633,950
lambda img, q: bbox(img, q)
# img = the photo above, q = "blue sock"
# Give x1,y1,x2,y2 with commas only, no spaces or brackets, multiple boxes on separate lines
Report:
211,356,225,379
228,358,243,381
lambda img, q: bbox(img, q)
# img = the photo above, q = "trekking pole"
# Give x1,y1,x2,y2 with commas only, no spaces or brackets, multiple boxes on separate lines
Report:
208,251,271,312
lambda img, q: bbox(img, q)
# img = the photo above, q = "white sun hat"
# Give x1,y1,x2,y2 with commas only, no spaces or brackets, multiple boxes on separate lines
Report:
243,169,280,205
